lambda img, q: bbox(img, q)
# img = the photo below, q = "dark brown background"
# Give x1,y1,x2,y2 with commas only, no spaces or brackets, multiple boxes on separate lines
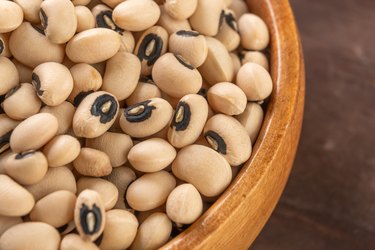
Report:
252,0,375,249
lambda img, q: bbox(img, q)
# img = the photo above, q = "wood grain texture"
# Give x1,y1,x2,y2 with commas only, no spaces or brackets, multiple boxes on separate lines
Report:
162,0,305,249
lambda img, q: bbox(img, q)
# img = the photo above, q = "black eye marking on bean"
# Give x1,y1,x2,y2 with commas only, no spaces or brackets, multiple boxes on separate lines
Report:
0,131,12,152
176,30,200,37
0,39,4,54
91,94,118,124
94,233,104,246
40,9,48,30
73,90,94,107
0,94,5,114
137,33,163,66
96,10,124,34
171,102,191,132
31,73,44,96
15,150,35,160
31,24,45,35
204,130,227,154
219,11,238,32
175,54,194,70
57,224,69,234
4,85,21,99
80,203,102,235
124,100,156,123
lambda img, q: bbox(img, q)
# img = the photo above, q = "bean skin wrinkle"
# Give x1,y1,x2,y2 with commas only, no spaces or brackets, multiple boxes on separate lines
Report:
124,100,156,123
171,102,191,131
80,204,102,235
137,34,163,66
204,131,227,154
219,10,238,32
91,94,118,124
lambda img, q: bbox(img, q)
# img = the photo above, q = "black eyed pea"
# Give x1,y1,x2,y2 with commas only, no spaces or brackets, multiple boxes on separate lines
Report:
207,82,247,115
73,148,113,177
120,98,173,138
198,37,234,85
172,144,232,197
0,1,23,33
204,114,252,166
13,0,43,23
153,53,202,98
189,0,224,36
230,52,242,80
0,215,23,237
0,57,19,95
0,33,11,57
25,166,77,201
61,233,100,250
75,6,96,32
0,115,19,154
135,26,169,76
86,132,133,168
215,9,240,51
112,0,160,32
126,171,176,211
240,50,270,71
32,62,74,106
11,58,33,83
10,113,58,153
40,101,75,135
99,209,139,250
40,0,77,44
119,31,135,53
102,51,141,101
164,0,198,20
238,13,270,51
92,4,124,34
77,177,118,211
235,102,264,143
0,175,35,217
4,151,48,185
157,5,192,35
9,22,65,68
71,0,92,6
126,81,162,106
236,62,273,101
103,167,137,210
2,83,42,120
74,189,106,242
229,0,249,19
29,190,76,228
128,138,177,173
66,28,121,64
130,212,172,250
68,63,102,106
168,30,208,68
0,222,60,250
43,135,81,167
73,91,119,138
168,94,209,148
166,184,203,225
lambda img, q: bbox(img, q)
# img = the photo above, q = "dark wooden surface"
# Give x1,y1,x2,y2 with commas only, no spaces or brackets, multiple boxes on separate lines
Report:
252,0,375,249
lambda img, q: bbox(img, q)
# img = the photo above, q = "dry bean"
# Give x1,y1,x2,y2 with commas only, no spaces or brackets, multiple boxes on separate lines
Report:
130,212,172,250
119,31,135,53
166,184,202,225
229,0,248,18
43,135,81,167
172,145,232,197
164,0,198,20
9,22,65,68
61,233,99,250
157,5,192,34
238,13,270,51
113,0,160,32
126,171,176,211
168,30,208,68
120,98,173,138
0,33,11,57
189,0,224,36
66,28,121,64
235,102,264,143
135,26,168,76
204,114,251,166
198,37,234,85
40,0,77,44
72,0,92,6
240,50,269,71
230,52,242,79
128,138,176,173
102,51,141,101
13,0,42,23
30,190,76,228
168,94,209,148
126,81,162,106
0,216,22,237
236,62,273,101
86,132,133,167
73,91,119,138
2,83,42,120
40,102,75,135
92,4,124,34
74,189,106,242
11,58,32,83
0,57,19,95
99,209,138,250
25,166,77,201
153,53,202,98
4,151,48,185
0,222,60,250
75,6,95,32
215,9,240,51
0,115,19,154
0,1,23,33
10,113,58,153
74,148,112,177
207,82,247,115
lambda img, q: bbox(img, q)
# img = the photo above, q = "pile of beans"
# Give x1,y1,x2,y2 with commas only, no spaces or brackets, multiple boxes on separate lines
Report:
0,0,272,249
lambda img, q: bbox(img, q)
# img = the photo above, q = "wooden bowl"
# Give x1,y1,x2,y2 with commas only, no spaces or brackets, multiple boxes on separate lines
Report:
162,0,305,249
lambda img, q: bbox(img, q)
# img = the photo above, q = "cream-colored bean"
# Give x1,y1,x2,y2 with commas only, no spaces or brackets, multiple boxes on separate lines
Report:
0,150,12,174
157,5,192,35
0,33,11,57
61,234,99,250
235,102,264,143
11,58,32,83
238,13,270,51
75,6,95,32
189,0,224,36
229,0,248,18
165,0,198,20
14,0,43,23
92,4,123,34
230,52,241,79
40,102,75,135
0,216,22,237
0,1,23,33
74,148,112,177
240,50,269,71
126,171,176,211
126,81,162,106
215,9,240,51
0,57,19,96
119,31,135,53
43,135,81,167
